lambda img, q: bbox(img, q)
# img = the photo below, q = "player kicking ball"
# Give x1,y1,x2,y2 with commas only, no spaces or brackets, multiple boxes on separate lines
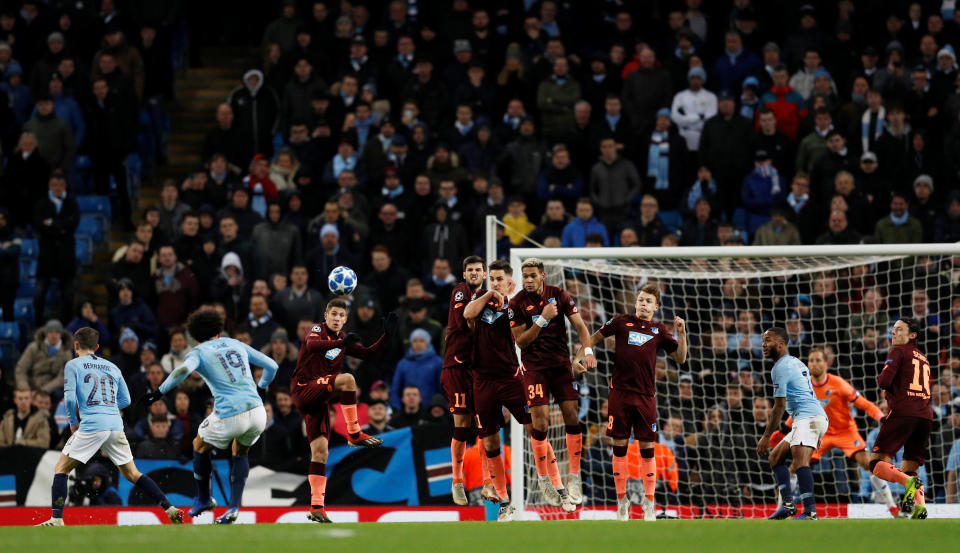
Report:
509,258,596,506
770,347,898,515
574,284,687,521
38,328,183,526
757,328,828,520
868,317,934,520
140,309,279,524
292,298,396,523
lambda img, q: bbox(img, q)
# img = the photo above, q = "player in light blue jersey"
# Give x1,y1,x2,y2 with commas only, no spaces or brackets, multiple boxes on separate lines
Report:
140,308,278,524
37,327,184,526
757,327,829,520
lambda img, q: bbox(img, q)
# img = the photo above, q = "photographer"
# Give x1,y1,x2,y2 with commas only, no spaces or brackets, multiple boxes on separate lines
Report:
69,463,122,506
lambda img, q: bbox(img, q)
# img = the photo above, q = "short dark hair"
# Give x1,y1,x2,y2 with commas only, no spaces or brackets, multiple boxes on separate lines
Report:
488,259,512,276
766,327,788,343
187,308,224,342
73,327,99,350
899,317,921,337
462,255,485,272
326,298,348,312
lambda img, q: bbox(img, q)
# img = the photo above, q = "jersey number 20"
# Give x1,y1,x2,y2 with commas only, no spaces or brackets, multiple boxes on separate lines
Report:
84,374,116,406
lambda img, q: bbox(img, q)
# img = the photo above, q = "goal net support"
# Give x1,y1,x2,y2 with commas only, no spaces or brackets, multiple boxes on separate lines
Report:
502,241,960,519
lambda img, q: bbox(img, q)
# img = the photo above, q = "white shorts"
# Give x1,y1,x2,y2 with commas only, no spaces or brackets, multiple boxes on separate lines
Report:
62,430,134,465
198,406,267,450
785,415,829,449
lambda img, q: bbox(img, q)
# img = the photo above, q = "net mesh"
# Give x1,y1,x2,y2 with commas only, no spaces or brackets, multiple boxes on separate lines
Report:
513,249,959,518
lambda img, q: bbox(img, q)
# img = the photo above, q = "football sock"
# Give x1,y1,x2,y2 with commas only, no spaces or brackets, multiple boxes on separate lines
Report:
51,473,68,519
872,461,908,486
639,448,656,501
309,462,326,508
451,440,466,481
772,462,792,501
478,437,491,483
136,474,172,509
486,448,508,500
869,475,896,507
228,456,249,510
340,391,361,437
612,446,628,500
796,466,816,515
565,425,582,475
193,450,212,502
531,437,550,478
545,441,564,489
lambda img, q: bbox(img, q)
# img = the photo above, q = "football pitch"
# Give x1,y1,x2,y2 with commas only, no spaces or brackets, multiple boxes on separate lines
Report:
4,519,960,553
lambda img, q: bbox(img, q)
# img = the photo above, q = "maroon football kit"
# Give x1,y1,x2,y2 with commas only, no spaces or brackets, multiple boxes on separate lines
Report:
441,281,477,414
873,342,934,463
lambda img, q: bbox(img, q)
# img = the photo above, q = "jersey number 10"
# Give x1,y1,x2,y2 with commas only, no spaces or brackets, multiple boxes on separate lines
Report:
909,359,931,396
216,350,248,383
84,373,116,406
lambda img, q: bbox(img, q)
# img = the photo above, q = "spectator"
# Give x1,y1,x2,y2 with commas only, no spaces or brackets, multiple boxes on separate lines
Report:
635,195,667,247
23,93,74,174
621,46,672,134
202,104,245,170
741,149,787,235
0,387,51,447
3,132,50,229
389,385,424,428
363,246,411,313
114,328,143,377
85,78,134,229
910,174,939,242
699,89,754,219
759,65,807,141
639,109,688,211
671,66,717,153
816,209,862,245
589,137,641,233
753,206,801,246
263,329,298,393
390,328,443,412
1,62,32,127
33,171,78,325
789,48,826,100
395,297,444,355
152,245,200,332
755,108,795,178
156,180,190,240
128,363,168,423
497,117,544,205
810,130,856,200
66,300,111,347
711,30,761,97
109,279,158,350
251,201,302,280
561,198,609,247
14,319,72,398
160,328,191,374
935,191,960,243
109,240,152,304
537,144,583,209
172,391,202,456
529,199,570,245
537,56,580,142
362,400,395,435
243,294,281,350
874,193,923,244
272,265,323,336
849,287,890,339
40,73,84,150
135,412,179,459
680,198,719,247
502,196,535,246
228,69,280,161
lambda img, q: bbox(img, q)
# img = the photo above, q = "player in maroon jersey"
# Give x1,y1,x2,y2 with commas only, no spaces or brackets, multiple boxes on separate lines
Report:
464,260,575,520
443,255,492,505
291,298,397,523
574,282,687,521
508,257,596,506
868,317,935,520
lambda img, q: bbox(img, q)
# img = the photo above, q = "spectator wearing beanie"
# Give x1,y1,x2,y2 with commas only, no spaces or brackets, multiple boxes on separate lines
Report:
14,319,73,398
671,66,717,153
742,149,787,236
390,328,442,413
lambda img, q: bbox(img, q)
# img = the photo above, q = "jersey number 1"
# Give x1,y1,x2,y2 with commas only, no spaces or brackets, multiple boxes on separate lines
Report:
909,359,931,396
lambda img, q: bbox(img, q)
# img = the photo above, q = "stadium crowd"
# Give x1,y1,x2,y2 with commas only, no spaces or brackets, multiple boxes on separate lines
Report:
1,0,960,508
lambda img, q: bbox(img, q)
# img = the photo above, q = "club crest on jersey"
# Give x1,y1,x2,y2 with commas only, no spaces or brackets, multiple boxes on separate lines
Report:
325,348,342,360
627,331,653,347
819,399,830,408
481,308,503,325
651,423,657,432
532,314,549,327
825,390,832,396
311,325,322,333
455,291,464,302
652,327,659,334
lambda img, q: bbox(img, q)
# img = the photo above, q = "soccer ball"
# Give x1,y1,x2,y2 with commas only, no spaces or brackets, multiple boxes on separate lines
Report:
328,266,358,296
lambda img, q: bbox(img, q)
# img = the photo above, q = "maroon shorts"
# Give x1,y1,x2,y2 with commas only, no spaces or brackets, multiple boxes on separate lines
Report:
522,366,579,407
441,366,474,415
606,389,658,442
291,374,338,442
872,415,933,464
473,376,531,438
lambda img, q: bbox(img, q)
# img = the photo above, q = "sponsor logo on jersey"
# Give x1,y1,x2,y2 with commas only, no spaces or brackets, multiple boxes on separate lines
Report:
312,325,322,333
819,399,831,408
627,331,653,347
480,308,503,325
625,322,634,327
325,348,342,360
454,291,464,302
454,303,463,308
532,314,549,327
571,306,578,314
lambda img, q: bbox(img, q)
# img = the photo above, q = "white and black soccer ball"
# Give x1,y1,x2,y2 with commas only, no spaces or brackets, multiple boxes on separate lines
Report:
328,266,358,296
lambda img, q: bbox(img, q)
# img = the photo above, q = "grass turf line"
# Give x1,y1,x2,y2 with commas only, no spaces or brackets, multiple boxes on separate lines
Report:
3,519,959,553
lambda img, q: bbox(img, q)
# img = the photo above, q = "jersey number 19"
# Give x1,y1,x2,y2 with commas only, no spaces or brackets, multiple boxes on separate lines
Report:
216,350,247,383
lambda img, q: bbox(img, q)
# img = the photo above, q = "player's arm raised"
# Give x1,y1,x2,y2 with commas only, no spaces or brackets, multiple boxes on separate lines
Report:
512,299,557,348
152,355,201,399
852,392,884,422
464,289,500,320
669,316,688,365
347,312,398,359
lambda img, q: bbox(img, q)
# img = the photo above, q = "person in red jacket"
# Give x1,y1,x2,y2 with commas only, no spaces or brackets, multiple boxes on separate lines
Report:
759,65,808,140
243,154,279,218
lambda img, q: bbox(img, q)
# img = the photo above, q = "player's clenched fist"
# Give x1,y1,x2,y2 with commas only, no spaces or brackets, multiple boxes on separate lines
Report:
541,301,558,321
674,316,686,334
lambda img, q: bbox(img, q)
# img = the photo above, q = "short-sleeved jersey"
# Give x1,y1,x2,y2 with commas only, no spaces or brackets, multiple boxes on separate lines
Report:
294,321,386,382
599,315,678,396
771,355,827,420
443,282,476,369
814,374,871,435
508,284,578,370
64,354,130,432
878,343,934,420
160,337,277,418
471,289,520,380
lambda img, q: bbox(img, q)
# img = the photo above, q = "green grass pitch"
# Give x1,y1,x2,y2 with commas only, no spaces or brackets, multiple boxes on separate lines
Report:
4,520,960,553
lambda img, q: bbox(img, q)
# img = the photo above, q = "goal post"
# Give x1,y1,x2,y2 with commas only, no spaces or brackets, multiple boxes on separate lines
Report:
505,241,960,518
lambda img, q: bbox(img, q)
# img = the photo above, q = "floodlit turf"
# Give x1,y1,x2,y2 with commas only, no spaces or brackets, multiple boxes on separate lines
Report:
3,519,960,553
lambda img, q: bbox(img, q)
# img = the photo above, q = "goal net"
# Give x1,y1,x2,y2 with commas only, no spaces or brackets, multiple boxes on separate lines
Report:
505,242,960,519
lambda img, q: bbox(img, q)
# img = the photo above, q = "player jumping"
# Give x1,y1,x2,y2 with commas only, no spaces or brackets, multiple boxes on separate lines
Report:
465,260,576,521
509,258,596,506
574,283,687,521
38,327,184,526
770,346,897,515
868,317,934,520
141,308,279,524
292,298,396,523
444,255,495,505
758,328,828,520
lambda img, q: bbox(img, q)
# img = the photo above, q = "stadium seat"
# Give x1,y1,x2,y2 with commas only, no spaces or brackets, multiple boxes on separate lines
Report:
19,258,37,279
76,237,93,265
14,298,33,324
76,216,104,243
76,195,112,223
19,239,38,259
658,210,683,232
0,321,21,344
16,278,35,300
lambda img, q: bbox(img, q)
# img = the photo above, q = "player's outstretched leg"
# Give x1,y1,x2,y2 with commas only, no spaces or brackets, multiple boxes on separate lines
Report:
117,462,184,523
37,471,70,526
612,444,629,521
341,387,383,448
903,471,927,520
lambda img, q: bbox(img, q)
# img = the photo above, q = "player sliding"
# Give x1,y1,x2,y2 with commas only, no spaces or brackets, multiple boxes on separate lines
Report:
509,258,596,506
757,328,828,520
444,256,495,505
574,283,687,521
140,308,279,524
292,298,396,523
38,327,184,526
868,317,934,520
465,260,576,521
770,347,897,515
